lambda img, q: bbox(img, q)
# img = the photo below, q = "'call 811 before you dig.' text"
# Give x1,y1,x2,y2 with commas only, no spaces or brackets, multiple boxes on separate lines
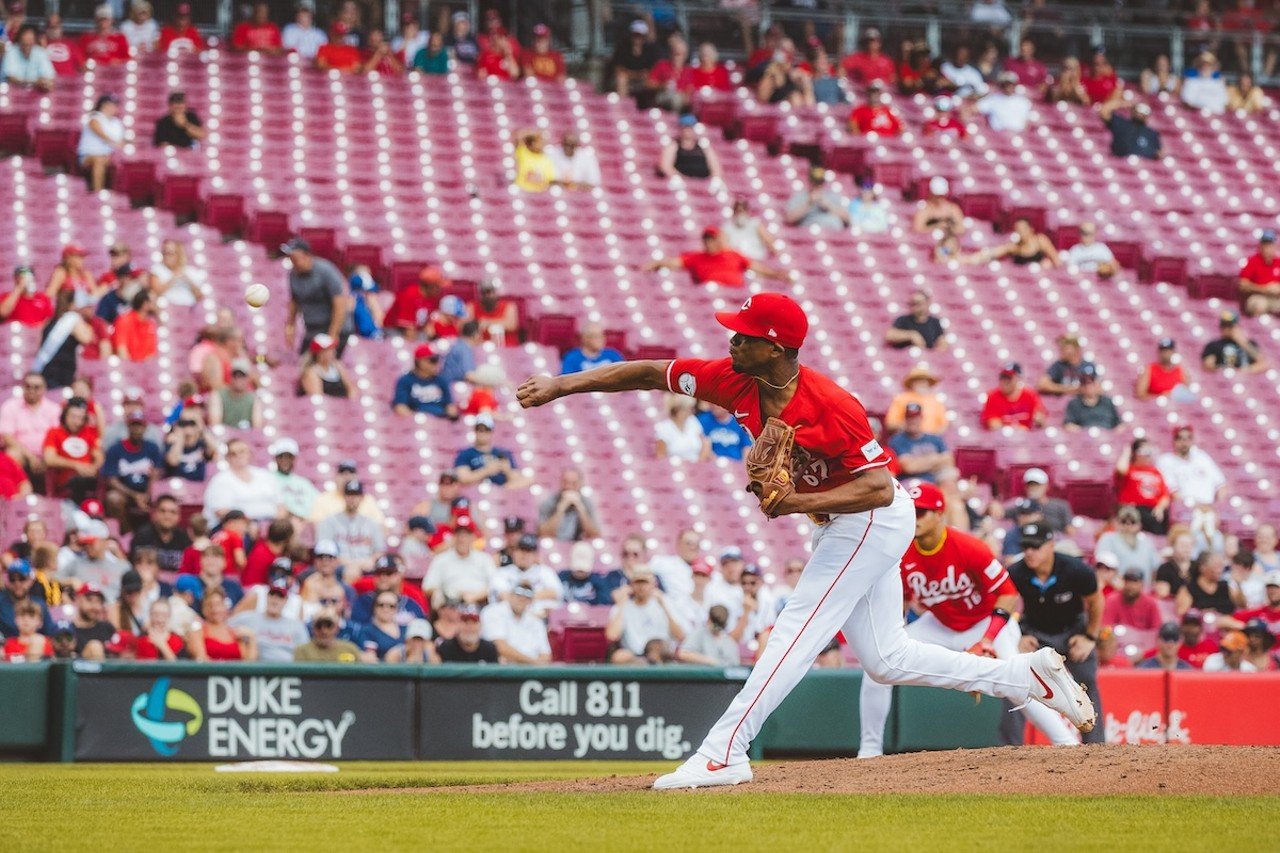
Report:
471,680,694,759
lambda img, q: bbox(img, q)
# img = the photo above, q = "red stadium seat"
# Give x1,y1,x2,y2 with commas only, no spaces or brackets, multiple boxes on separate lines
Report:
248,211,293,252
0,112,30,155
199,193,248,236
113,160,157,206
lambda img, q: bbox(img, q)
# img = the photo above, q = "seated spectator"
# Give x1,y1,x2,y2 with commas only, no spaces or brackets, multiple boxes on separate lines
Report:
133,599,185,660
1202,630,1255,672
1181,51,1228,113
1101,101,1161,160
1229,551,1267,609
680,604,741,666
349,555,426,624
4,601,52,661
1240,228,1280,317
1003,37,1048,95
1253,525,1280,575
1135,337,1188,400
547,133,602,191
1038,334,1096,396
940,44,987,95
1154,529,1196,599
454,414,531,488
722,198,778,260
688,42,732,92
848,81,903,135
45,242,99,302
656,395,710,462
202,438,283,522
0,266,53,327
0,446,30,498
476,31,519,81
354,590,407,662
310,459,384,525
1063,366,1120,430
513,128,556,192
94,242,148,324
481,584,551,663
1136,621,1193,670
297,540,347,603
435,321,481,387
1201,310,1267,373
80,5,131,65
316,23,361,72
77,94,125,193
605,566,684,664
934,224,967,263
111,291,158,362
346,265,384,339
1158,425,1227,549
360,28,403,75
42,397,101,502
698,404,751,461
658,114,722,181
422,517,493,608
1096,506,1162,581
1063,221,1118,277
886,290,947,351
157,3,204,56
642,226,789,287
980,362,1046,430
1103,568,1164,633
1242,619,1276,670
1082,50,1124,107
561,323,624,374
841,27,896,86
757,39,814,107
298,334,352,398
44,14,86,78
3,23,54,91
786,167,850,231
120,1,158,53
985,218,1061,267
1141,53,1180,96
521,24,564,82
1173,609,1219,668
923,95,967,140
281,3,325,59
648,33,692,110
60,522,127,602
885,364,949,434
1227,73,1267,112
848,180,892,233
392,343,458,418
912,177,965,234
977,72,1033,132
971,0,1013,29
411,30,449,74
294,609,361,662
538,468,602,541
471,278,520,346
889,404,953,483
317,481,385,576
399,516,435,560
437,605,499,662
152,91,206,150
897,42,937,94
386,618,440,663
102,412,163,529
444,10,479,66
188,327,232,392
151,239,207,307
1015,469,1071,537
207,360,263,428
1115,439,1172,534
231,1,283,54
384,266,444,338
162,409,215,481
559,542,613,605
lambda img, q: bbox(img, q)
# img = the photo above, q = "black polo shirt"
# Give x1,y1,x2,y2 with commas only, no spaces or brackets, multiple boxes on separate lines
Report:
1007,552,1097,635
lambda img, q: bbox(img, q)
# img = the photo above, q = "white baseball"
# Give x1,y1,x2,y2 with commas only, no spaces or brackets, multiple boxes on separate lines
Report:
245,284,270,308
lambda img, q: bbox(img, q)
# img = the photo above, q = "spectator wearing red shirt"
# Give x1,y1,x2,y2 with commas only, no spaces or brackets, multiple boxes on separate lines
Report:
1114,438,1171,534
41,397,102,502
158,3,204,57
1241,228,1280,317
521,24,565,83
316,23,361,72
923,95,967,140
470,278,520,346
79,5,131,65
841,27,896,85
1103,569,1164,632
641,227,790,287
979,362,1046,429
384,265,444,337
1135,337,1186,399
687,42,733,91
231,1,283,54
1,266,52,327
476,32,520,81
3,601,52,662
0,449,31,498
1234,571,1280,635
211,510,250,576
848,81,903,135
1176,609,1219,668
111,290,158,362
359,28,403,75
42,14,86,77
242,518,294,587
1081,51,1124,107
1003,37,1049,95
649,34,692,110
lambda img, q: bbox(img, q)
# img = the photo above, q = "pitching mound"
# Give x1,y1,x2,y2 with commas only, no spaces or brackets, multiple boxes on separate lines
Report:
422,746,1280,795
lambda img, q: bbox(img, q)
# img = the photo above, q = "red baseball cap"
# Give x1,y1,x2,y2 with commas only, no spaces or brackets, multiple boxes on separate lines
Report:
80,498,104,518
715,293,808,349
908,480,945,512
414,343,437,360
701,225,721,239
692,557,716,576
332,22,349,35
61,243,87,259
453,514,477,533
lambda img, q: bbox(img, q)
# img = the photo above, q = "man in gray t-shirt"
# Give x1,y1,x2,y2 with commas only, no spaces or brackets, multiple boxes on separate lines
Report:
679,606,741,666
537,469,601,541
229,582,310,662
316,481,385,575
283,238,352,355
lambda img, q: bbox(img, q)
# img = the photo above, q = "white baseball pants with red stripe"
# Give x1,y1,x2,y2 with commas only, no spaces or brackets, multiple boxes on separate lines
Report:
857,611,1078,757
696,481,1036,767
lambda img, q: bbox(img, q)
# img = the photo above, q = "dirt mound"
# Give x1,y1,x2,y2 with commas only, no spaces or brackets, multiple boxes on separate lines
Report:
416,746,1280,796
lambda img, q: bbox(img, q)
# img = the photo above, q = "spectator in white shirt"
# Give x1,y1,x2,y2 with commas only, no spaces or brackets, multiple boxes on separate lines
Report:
282,4,326,60
1157,425,1227,547
678,604,742,666
422,516,493,608
490,533,564,615
941,44,987,96
1202,630,1257,672
481,584,551,663
547,132,602,190
1181,51,1229,115
721,197,778,260
656,395,710,462
606,565,685,663
970,0,1013,29
120,1,159,52
202,439,283,522
977,72,1032,131
78,94,126,193
1064,221,1118,277
3,23,54,91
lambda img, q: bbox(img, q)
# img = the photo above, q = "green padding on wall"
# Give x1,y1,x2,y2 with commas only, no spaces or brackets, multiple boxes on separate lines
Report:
891,686,1003,752
758,669,863,755
0,663,50,751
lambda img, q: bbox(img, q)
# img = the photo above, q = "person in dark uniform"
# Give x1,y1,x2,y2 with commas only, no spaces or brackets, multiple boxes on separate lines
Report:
1007,521,1105,744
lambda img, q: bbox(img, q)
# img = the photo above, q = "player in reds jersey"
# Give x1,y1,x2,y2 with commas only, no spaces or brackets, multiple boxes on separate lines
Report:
858,481,1078,757
516,292,1094,789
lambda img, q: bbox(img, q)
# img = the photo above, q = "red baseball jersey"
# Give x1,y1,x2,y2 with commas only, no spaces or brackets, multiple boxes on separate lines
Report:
899,528,1016,631
665,358,889,492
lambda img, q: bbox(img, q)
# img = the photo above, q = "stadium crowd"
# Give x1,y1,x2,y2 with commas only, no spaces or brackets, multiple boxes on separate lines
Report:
1,1,1279,679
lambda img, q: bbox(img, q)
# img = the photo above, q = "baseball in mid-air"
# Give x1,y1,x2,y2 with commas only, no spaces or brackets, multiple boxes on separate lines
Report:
245,284,270,308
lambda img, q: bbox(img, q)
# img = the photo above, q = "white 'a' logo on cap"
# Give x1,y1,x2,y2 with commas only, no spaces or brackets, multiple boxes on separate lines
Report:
741,297,752,310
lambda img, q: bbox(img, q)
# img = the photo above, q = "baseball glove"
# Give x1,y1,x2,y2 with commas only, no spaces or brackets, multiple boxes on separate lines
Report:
744,417,797,518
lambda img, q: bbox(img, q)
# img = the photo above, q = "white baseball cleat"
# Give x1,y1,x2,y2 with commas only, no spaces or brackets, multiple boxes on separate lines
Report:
1028,647,1096,733
652,755,753,790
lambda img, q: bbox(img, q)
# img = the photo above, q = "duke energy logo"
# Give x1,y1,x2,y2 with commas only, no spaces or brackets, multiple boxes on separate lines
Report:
131,677,203,756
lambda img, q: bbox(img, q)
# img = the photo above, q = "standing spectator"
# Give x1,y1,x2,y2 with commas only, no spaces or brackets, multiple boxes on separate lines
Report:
560,323,624,374
521,24,564,82
1003,37,1048,94
152,92,206,150
392,343,456,418
151,239,207,307
316,481,384,576
120,1,158,53
513,129,555,193
1082,50,1124,106
282,3,326,59
848,81,903,135
605,565,684,664
1096,507,1162,582
1008,522,1105,743
42,397,101,502
547,133,602,191
611,19,658,98
0,372,59,478
1038,335,1095,396
231,1,283,54
158,3,204,57
481,584,551,663
358,28,402,75
1177,552,1242,619
1203,630,1255,672
1181,51,1228,113
110,291,158,362
1115,439,1172,534
1136,337,1188,400
3,22,53,90
1240,228,1280,317
422,517,493,608
1063,366,1120,430
886,290,947,350
697,404,751,461
889,404,953,483
980,363,1046,429
454,414,530,487
977,72,1032,132
912,177,965,234
656,395,710,462
101,412,162,529
658,114,722,181
1064,222,1118,277
842,28,895,85
316,23,361,72
77,94,124,193
1101,101,1161,160
1158,425,1227,546
80,5,131,65
444,11,479,66
0,266,52,327
282,237,351,356
537,469,601,541
298,334,352,398
202,438,282,522
476,32,519,81
1201,310,1267,372
1136,622,1193,670
207,360,263,429
786,166,850,231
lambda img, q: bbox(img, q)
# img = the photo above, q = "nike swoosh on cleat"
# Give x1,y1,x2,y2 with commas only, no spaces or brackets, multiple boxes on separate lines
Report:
706,760,729,772
1031,669,1054,700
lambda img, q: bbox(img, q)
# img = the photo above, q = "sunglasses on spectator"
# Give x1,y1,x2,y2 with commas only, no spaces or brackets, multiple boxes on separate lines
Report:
623,549,643,557
320,597,343,605
109,247,127,255
178,420,198,428
1119,517,1140,525
375,601,398,609
7,573,30,584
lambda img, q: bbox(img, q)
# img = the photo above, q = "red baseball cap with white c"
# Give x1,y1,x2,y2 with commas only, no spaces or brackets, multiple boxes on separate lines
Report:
908,480,945,512
715,293,808,349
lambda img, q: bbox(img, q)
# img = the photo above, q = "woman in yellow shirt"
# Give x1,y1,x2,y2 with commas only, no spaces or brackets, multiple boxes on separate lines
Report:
514,129,555,192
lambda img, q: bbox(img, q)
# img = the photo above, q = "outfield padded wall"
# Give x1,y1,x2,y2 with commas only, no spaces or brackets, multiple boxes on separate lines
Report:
0,663,50,755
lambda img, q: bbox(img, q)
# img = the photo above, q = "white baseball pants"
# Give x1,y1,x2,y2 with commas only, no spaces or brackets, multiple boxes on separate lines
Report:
696,481,1035,767
857,611,1078,758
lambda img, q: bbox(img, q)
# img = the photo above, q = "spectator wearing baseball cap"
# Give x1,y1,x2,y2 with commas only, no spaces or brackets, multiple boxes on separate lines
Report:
1062,364,1121,431
642,225,789,287
480,583,552,664
610,18,659,98
491,534,564,614
436,604,500,663
559,541,614,606
848,80,905,135
383,266,444,338
299,333,353,398
158,3,205,57
228,578,309,662
101,411,164,532
1037,335,1097,397
888,402,952,485
1103,568,1163,633
0,266,53,327
266,437,320,522
1241,618,1277,671
605,564,686,663
1000,497,1045,560
1136,621,1193,670
283,236,352,357
1201,309,1268,373
309,458,385,526
399,516,436,560
886,291,948,352
60,520,129,602
386,618,440,664
207,358,263,429
1135,337,1188,401
422,515,494,609
1203,630,1256,672
349,553,427,625
454,414,531,488
1240,228,1280,318
1018,468,1074,538
293,609,362,662
521,23,565,82
1095,505,1161,582
230,1,284,54
786,166,851,231
407,471,464,531
0,558,55,639
392,342,458,420
316,480,385,576
537,468,602,541
980,362,1047,430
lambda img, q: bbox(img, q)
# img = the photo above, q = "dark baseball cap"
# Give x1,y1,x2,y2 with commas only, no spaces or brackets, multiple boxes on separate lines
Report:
1220,310,1239,326
999,361,1022,378
1181,608,1204,625
1020,522,1053,549
1158,337,1176,350
337,459,359,473
222,509,248,523
503,516,525,533
1157,622,1181,642
280,237,312,254
438,471,459,484
120,570,143,594
516,533,539,551
1122,568,1145,581
344,480,364,495
1078,363,1098,380
904,402,923,416
1013,497,1041,516
267,577,291,597
372,554,402,574
407,516,434,533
